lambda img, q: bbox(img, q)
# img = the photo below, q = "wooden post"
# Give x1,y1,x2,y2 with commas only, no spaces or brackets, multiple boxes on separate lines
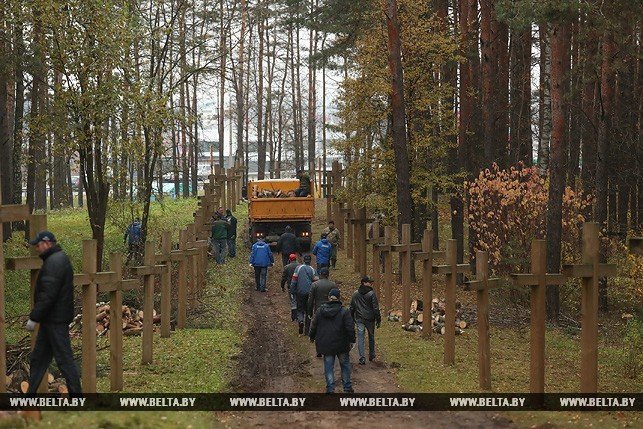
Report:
368,220,382,298
175,229,189,328
413,229,444,339
512,239,566,393
0,189,31,393
433,239,470,365
108,253,123,391
350,207,370,274
464,251,501,390
160,231,172,337
342,202,354,259
562,223,617,393
382,226,394,310
391,224,422,323
133,240,163,365
81,240,98,392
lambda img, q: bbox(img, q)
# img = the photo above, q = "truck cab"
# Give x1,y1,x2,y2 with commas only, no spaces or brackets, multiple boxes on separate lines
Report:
247,178,315,251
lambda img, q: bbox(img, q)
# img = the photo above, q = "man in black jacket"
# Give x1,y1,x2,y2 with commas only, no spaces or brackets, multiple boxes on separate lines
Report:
307,267,336,318
309,288,355,394
276,225,298,267
280,253,299,321
349,275,382,365
26,231,82,394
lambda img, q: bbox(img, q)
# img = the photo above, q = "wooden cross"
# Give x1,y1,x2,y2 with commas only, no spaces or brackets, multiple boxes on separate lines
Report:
562,222,617,393
412,229,444,339
154,231,173,338
0,188,31,393
5,214,49,393
226,168,235,210
464,251,501,390
132,240,164,365
629,237,643,256
511,239,566,393
75,249,137,392
374,226,394,310
213,166,227,210
391,224,422,324
432,239,471,365
349,207,372,275
184,224,203,301
340,202,354,259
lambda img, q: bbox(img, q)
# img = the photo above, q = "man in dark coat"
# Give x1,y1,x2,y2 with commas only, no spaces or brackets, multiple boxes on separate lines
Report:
307,267,336,318
26,231,82,394
210,213,230,264
309,288,355,394
349,275,382,365
225,209,238,258
276,225,298,267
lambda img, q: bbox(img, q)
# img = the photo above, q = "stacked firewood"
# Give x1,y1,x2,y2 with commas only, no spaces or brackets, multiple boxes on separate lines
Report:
387,298,469,335
254,189,295,198
7,372,68,394
70,302,161,338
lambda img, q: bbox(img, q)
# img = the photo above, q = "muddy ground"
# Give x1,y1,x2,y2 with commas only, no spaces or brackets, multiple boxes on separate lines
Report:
218,269,514,428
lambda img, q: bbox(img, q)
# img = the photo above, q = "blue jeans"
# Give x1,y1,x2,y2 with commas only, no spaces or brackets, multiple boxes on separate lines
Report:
227,238,236,257
323,353,352,393
254,266,268,291
212,239,227,264
356,321,375,361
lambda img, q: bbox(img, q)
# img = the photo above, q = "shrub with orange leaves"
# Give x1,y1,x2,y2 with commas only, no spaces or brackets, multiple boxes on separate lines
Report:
466,164,591,274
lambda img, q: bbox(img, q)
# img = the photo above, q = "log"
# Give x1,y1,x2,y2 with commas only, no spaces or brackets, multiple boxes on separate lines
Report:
457,320,468,329
58,384,68,395
124,327,143,336
388,310,403,318
5,374,12,387
96,323,105,333
47,373,54,384
96,311,108,322
416,313,424,324
153,314,161,324
20,381,29,393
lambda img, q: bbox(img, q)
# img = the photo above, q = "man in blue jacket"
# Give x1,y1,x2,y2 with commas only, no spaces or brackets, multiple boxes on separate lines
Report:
312,233,332,270
250,238,274,292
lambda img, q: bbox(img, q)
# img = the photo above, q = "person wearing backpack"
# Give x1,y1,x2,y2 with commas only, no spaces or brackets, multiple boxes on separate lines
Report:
349,275,382,365
124,217,143,264
312,233,332,270
290,254,318,335
309,288,355,394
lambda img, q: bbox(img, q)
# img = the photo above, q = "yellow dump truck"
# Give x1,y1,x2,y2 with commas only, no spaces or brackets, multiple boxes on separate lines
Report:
248,178,314,251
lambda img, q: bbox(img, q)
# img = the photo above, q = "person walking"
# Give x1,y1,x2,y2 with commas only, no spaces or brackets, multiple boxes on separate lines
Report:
290,254,317,335
322,220,340,269
349,276,382,365
312,233,332,270
309,288,355,394
26,231,82,394
280,253,299,321
124,217,143,264
307,267,336,319
250,238,274,292
225,209,238,258
276,225,298,267
210,213,230,264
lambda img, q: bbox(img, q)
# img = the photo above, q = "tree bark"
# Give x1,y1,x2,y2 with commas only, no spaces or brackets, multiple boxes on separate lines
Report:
537,25,552,171
384,0,413,232
509,28,532,166
545,21,571,324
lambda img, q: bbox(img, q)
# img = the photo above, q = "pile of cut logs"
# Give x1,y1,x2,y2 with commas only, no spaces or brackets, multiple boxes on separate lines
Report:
254,189,295,198
70,302,161,338
387,298,469,335
6,372,69,394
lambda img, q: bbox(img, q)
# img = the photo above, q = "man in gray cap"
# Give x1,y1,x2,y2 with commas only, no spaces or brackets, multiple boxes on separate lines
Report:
309,288,355,394
26,231,82,394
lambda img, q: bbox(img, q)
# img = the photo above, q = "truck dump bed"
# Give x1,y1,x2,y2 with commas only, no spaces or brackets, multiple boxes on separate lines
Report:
248,179,314,221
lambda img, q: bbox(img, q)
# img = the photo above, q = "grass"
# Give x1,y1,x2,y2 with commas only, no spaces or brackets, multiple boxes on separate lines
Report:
2,199,249,427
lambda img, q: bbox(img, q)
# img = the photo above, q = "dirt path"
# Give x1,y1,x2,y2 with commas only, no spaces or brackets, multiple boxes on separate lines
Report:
219,267,514,428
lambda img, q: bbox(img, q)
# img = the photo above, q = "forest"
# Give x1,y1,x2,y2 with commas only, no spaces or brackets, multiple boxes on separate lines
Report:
1,0,641,325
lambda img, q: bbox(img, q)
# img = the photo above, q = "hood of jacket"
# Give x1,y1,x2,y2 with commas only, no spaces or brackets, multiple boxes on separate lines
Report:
358,284,373,295
320,300,343,318
40,244,62,261
320,238,330,245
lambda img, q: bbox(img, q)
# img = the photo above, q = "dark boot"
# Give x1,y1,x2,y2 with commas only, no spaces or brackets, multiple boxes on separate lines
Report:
291,309,297,321
298,322,304,335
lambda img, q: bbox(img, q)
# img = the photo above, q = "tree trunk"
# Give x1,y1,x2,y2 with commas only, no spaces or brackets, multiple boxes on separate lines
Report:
218,0,226,169
257,9,266,180
595,31,615,312
509,27,532,166
537,25,552,171
545,21,571,324
12,10,25,210
384,0,413,232
0,6,13,240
